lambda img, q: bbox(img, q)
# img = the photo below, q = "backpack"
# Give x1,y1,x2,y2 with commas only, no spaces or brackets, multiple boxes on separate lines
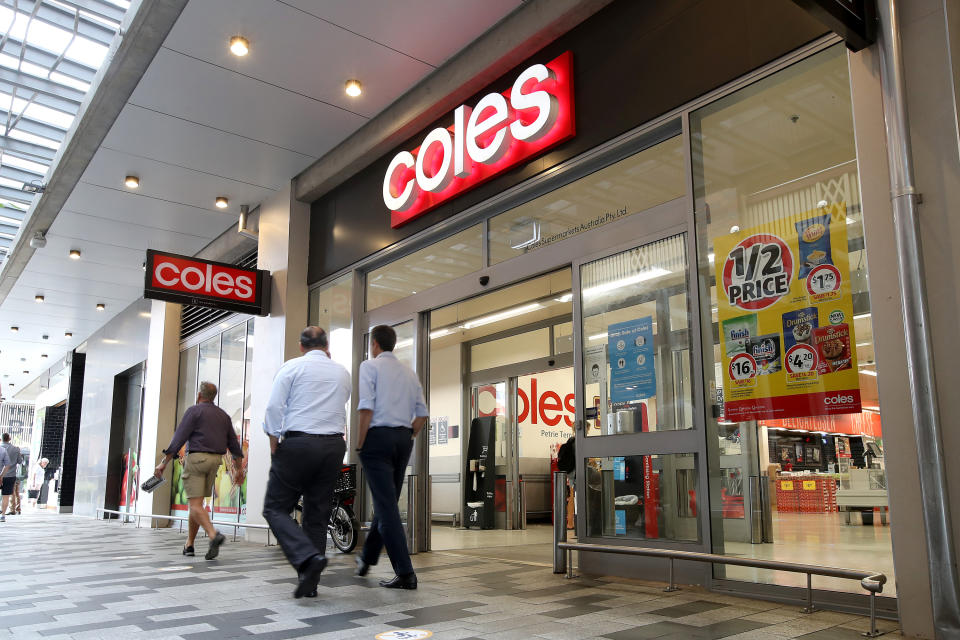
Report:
556,436,576,473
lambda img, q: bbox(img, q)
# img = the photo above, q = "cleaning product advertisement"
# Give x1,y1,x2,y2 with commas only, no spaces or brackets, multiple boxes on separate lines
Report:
715,203,861,421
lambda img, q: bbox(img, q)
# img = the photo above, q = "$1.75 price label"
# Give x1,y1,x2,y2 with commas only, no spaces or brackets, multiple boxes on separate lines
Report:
784,343,819,385
806,264,842,303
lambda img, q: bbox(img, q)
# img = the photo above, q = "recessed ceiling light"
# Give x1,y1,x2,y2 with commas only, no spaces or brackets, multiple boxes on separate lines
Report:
69,249,81,260
124,175,140,189
41,354,48,359
65,331,73,337
345,79,362,97
10,326,17,332
730,225,740,233
96,303,105,311
215,196,229,209
229,35,249,57
35,294,44,303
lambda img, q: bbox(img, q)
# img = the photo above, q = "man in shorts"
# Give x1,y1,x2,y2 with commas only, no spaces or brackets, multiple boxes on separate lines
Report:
1,434,21,517
0,441,13,522
155,382,243,559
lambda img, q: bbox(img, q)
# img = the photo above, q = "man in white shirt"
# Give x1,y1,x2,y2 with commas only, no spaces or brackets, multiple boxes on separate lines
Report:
262,326,351,599
354,325,428,590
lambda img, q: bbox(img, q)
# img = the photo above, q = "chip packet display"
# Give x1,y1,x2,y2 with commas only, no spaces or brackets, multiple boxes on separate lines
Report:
796,213,833,279
722,314,758,359
749,334,782,375
782,307,819,350
812,324,853,374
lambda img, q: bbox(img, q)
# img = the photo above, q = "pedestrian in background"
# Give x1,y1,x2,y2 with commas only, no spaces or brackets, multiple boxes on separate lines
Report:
155,381,243,560
354,325,428,590
1,433,21,517
27,457,47,508
262,326,351,599
0,441,12,522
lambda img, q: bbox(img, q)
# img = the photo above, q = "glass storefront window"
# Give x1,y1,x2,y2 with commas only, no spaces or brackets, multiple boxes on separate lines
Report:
470,328,550,371
586,454,699,542
580,234,693,434
692,44,893,593
366,225,482,310
213,323,246,518
488,135,685,264
176,346,198,424
197,335,221,389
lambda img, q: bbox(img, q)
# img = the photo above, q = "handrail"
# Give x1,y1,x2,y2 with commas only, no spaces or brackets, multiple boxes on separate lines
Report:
96,508,274,546
552,472,888,637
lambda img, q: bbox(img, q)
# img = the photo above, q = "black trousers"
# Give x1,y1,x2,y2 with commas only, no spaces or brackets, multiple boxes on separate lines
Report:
359,427,415,576
262,434,345,570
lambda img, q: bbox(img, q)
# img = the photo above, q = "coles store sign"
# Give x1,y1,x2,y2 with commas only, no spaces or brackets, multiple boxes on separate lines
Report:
384,51,575,228
143,250,270,316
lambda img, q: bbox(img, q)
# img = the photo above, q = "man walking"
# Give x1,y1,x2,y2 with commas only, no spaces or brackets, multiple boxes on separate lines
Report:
155,381,243,560
355,325,428,589
1,434,21,518
27,457,47,508
0,440,12,522
262,326,351,599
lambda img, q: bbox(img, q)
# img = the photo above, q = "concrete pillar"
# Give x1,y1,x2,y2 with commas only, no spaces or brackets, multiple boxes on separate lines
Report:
137,299,182,522
244,182,310,542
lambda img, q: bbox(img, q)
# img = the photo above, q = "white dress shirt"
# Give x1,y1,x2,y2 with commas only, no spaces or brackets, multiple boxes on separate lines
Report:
263,350,351,437
357,351,429,427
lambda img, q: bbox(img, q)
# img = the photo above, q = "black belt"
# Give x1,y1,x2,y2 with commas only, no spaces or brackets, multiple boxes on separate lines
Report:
371,425,412,430
188,450,225,455
284,431,344,439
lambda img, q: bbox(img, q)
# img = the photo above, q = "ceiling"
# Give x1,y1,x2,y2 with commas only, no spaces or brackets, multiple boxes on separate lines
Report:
1,0,524,400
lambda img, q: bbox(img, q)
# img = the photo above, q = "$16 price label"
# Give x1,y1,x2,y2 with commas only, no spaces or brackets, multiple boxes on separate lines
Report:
784,344,819,384
728,353,758,388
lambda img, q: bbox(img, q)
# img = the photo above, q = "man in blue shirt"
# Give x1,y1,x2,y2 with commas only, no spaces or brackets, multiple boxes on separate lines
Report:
355,325,429,589
0,440,13,523
262,326,351,599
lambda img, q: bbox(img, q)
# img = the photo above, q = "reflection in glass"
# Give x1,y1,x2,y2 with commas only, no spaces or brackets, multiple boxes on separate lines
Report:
176,346,198,424
197,335,221,390
311,273,354,448
213,322,246,520
586,454,698,542
580,234,693,434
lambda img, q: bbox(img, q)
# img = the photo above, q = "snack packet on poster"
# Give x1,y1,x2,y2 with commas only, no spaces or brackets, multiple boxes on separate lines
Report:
722,314,758,358
796,214,833,279
782,307,819,350
812,324,853,373
749,334,782,375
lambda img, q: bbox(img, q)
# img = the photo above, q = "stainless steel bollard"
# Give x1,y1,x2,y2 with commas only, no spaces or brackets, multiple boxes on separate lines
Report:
406,474,418,555
553,471,567,574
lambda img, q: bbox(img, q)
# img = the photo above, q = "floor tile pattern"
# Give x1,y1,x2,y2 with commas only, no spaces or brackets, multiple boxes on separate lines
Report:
0,513,907,639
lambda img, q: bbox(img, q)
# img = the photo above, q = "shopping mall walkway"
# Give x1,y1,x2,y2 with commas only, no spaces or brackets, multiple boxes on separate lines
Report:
0,513,903,639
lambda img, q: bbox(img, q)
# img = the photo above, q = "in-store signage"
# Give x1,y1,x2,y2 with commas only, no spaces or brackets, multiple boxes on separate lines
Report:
384,51,575,228
143,249,270,316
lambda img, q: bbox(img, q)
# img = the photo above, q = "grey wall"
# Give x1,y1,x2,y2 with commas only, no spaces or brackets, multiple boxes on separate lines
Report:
73,298,151,517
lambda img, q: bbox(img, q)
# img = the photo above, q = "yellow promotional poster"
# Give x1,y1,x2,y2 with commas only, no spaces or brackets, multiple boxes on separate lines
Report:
803,480,818,491
715,203,861,421
781,481,794,491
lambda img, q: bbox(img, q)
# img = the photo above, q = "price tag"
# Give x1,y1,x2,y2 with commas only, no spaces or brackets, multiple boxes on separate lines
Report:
784,344,819,385
803,480,818,491
780,481,794,491
728,353,758,388
806,264,842,303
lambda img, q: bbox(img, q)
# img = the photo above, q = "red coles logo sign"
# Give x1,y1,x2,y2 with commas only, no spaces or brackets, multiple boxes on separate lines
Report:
143,250,270,316
384,51,575,228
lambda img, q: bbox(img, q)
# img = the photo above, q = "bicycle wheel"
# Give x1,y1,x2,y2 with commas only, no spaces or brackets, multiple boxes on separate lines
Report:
329,505,358,553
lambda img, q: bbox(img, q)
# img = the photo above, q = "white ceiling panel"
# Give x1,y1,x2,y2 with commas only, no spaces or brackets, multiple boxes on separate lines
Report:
129,48,368,157
24,253,145,289
11,271,143,302
48,211,216,254
34,233,151,272
282,0,523,67
102,105,315,189
61,182,237,237
160,0,436,118
81,146,279,212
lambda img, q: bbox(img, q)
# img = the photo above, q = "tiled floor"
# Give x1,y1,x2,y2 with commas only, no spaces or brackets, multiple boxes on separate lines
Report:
0,513,908,639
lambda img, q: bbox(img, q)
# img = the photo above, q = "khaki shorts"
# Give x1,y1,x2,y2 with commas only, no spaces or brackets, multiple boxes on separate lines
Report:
182,452,222,499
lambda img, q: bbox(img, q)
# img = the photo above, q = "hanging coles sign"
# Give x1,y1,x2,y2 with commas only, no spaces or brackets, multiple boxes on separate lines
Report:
143,250,271,316
384,51,575,228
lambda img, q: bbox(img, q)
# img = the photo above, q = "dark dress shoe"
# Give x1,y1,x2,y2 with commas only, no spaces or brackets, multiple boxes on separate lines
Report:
295,555,328,599
355,556,370,577
380,573,417,590
182,545,195,557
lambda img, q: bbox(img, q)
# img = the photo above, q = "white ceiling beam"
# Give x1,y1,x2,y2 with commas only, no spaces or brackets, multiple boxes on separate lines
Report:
0,36,98,79
0,65,85,105
0,133,56,161
2,0,118,47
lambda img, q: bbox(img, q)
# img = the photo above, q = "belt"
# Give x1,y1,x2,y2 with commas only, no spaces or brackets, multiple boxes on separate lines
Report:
284,431,344,439
188,450,225,455
370,425,412,430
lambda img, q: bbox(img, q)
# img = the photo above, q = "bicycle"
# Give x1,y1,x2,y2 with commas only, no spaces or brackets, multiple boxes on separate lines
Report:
294,464,360,553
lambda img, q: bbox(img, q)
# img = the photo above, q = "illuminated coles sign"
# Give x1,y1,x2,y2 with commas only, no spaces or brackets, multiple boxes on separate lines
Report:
143,249,270,316
384,51,575,228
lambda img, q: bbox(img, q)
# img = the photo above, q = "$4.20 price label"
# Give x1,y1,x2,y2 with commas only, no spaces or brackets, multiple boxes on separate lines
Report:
806,264,842,304
728,352,758,388
784,343,819,385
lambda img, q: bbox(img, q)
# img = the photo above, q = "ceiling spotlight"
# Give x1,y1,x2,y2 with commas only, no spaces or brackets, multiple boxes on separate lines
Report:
215,196,229,209
345,79,362,97
35,295,44,303
65,331,73,338
124,175,140,189
229,35,249,57
96,303,105,311
69,249,81,260
10,326,17,332
41,354,48,359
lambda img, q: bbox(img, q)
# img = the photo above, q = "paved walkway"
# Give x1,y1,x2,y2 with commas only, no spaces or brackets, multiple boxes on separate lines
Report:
1,513,905,639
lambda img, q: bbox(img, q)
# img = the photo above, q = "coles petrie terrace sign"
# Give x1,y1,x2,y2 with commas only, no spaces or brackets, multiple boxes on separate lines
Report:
384,51,575,228
143,250,270,316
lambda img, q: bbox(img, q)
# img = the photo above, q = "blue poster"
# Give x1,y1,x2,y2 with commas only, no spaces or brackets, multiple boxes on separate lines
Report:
614,457,625,481
615,509,626,535
608,317,656,404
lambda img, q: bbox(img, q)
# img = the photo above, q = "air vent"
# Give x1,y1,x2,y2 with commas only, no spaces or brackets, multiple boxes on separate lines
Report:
179,250,258,340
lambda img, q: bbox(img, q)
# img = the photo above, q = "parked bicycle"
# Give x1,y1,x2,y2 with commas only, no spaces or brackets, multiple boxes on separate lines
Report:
294,463,360,553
